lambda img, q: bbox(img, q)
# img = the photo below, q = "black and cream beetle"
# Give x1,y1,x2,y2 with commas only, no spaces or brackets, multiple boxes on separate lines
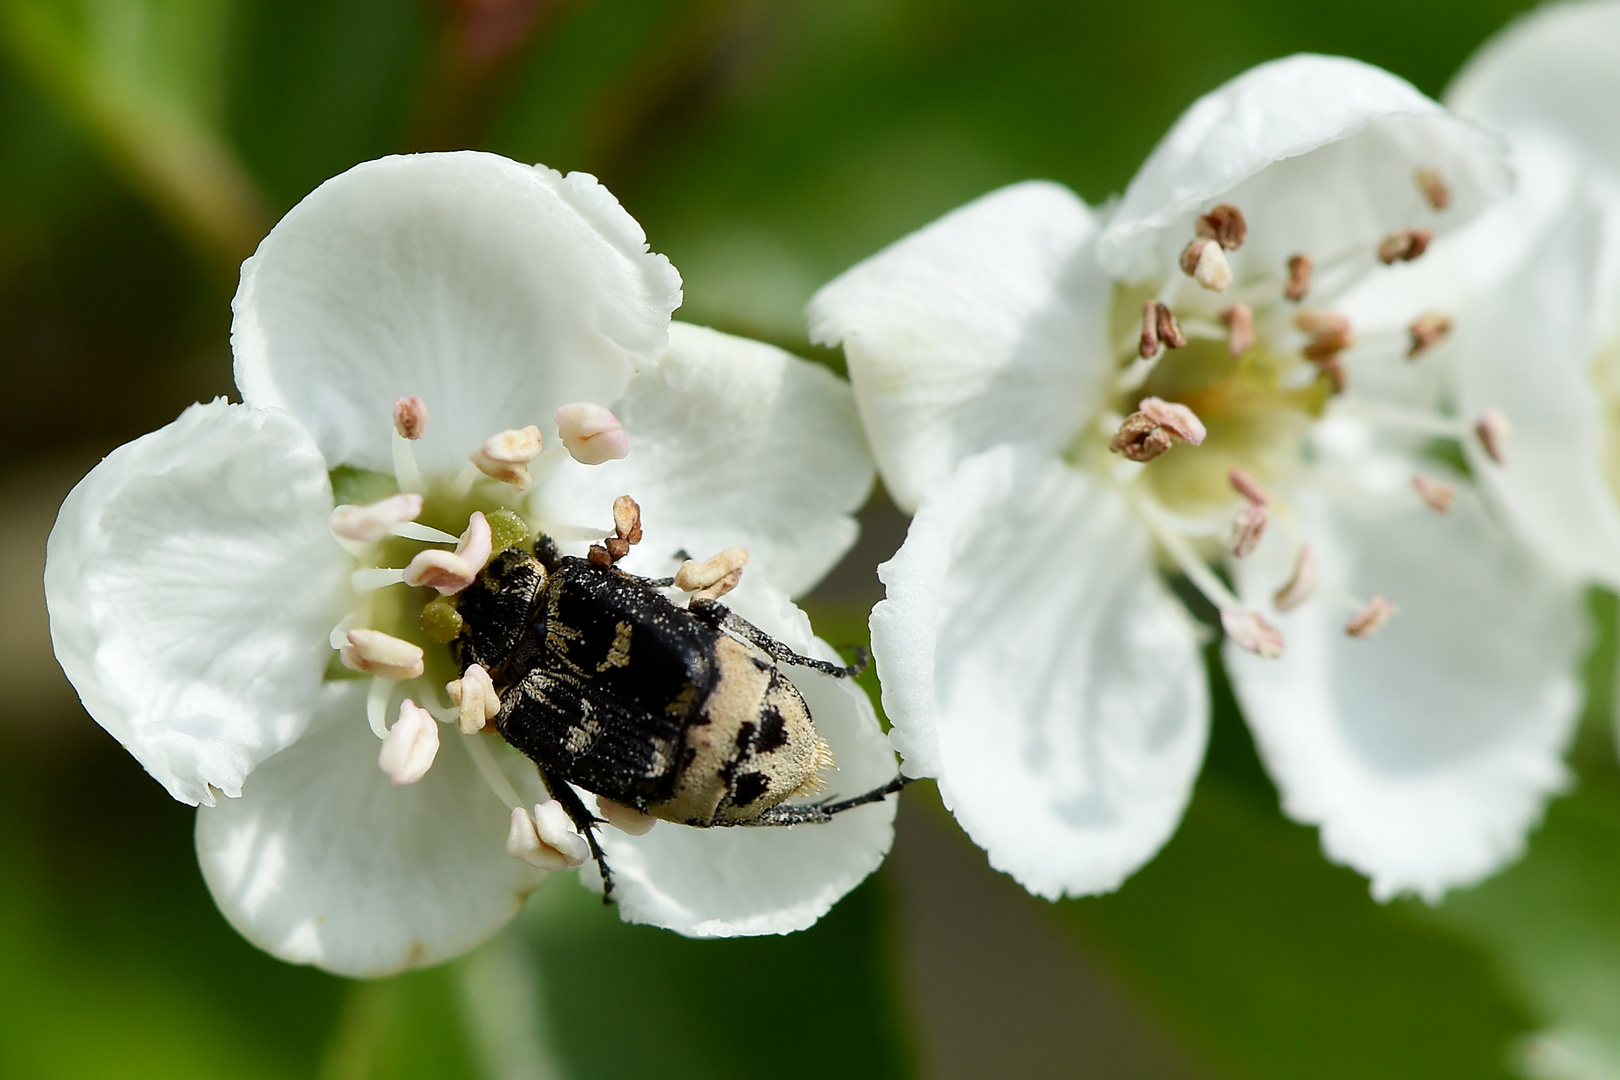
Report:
445,496,906,898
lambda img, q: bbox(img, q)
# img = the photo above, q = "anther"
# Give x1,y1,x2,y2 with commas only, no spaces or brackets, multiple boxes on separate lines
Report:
1109,413,1173,462
1345,595,1397,638
1222,610,1285,659
1416,167,1450,210
1476,408,1511,465
1407,312,1454,358
1411,474,1456,513
676,547,749,601
605,494,644,561
598,798,658,836
1154,302,1186,349
1378,228,1433,265
446,662,501,734
393,396,429,440
330,493,424,543
340,629,425,680
378,699,440,785
1180,238,1233,292
1273,544,1317,611
470,426,544,490
1138,397,1206,445
1220,303,1254,356
506,802,590,871
1284,254,1313,301
1230,503,1268,558
1196,204,1247,250
555,402,630,465
1317,356,1348,394
1228,467,1267,506
1138,299,1160,359
403,511,493,596
1295,310,1354,361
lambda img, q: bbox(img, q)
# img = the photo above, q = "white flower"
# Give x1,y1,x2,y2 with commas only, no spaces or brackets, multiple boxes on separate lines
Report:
808,56,1587,903
45,151,891,977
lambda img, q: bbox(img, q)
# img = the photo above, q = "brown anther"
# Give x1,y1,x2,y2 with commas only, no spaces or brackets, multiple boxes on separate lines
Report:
1228,467,1268,506
1416,167,1450,210
1154,302,1186,349
693,568,745,603
1273,544,1317,611
1196,204,1248,250
612,495,643,546
676,548,749,600
1284,254,1313,302
604,537,631,561
1138,397,1206,445
1476,408,1511,465
1109,413,1173,463
1411,474,1456,513
1407,312,1454,358
1139,299,1160,359
1230,503,1269,558
1179,239,1233,292
1296,310,1354,361
1345,594,1397,639
1378,228,1434,265
1220,303,1255,356
588,544,614,567
393,396,428,440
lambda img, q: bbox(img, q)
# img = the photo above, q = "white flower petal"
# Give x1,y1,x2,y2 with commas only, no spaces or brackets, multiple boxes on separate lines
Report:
873,446,1209,899
591,576,896,936
807,181,1110,513
196,682,548,977
45,400,347,806
535,322,873,596
1099,55,1511,283
1225,485,1586,902
1448,0,1620,179
233,152,682,477
1452,174,1620,585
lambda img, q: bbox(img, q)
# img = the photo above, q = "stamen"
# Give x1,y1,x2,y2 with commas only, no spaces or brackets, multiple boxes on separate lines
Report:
340,629,425,681
1345,594,1397,638
1139,503,1245,611
403,511,493,596
366,677,393,740
1407,312,1454,358
1222,610,1286,659
1316,356,1347,395
1228,467,1267,506
352,567,407,592
391,521,460,543
461,731,522,810
1110,413,1172,462
1229,503,1268,558
598,798,657,836
1220,303,1254,356
1138,299,1160,359
330,493,424,544
1377,228,1433,265
1180,239,1233,292
1295,310,1355,360
1196,204,1247,250
470,426,544,491
1273,544,1316,611
1155,302,1186,349
447,662,501,735
1284,254,1313,302
391,432,426,495
676,547,749,601
377,699,440,785
1476,408,1511,465
1411,474,1456,513
605,494,643,561
393,396,429,440
1138,397,1206,445
1415,168,1450,210
555,402,630,465
506,802,590,871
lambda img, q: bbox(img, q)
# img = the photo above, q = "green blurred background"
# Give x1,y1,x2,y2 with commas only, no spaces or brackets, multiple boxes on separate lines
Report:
6,0,1619,1077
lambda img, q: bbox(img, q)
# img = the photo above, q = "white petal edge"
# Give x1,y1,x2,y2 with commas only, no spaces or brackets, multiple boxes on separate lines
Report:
873,445,1209,899
1225,484,1586,902
534,321,874,597
234,152,683,477
807,181,1110,513
1099,54,1512,283
587,575,897,936
196,681,550,977
45,400,348,806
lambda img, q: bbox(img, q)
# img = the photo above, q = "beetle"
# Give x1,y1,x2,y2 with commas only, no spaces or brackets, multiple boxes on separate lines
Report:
446,496,906,899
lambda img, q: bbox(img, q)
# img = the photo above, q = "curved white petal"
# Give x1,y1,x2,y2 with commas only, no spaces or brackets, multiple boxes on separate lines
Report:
873,446,1208,899
534,322,874,597
234,152,683,477
45,400,347,806
196,681,549,977
807,181,1110,513
1099,54,1512,284
1226,484,1586,902
590,576,896,936
1452,173,1620,585
1448,0,1620,180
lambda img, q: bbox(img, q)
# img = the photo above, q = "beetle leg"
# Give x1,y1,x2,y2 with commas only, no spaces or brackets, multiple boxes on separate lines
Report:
731,775,911,826
537,767,617,903
688,598,864,678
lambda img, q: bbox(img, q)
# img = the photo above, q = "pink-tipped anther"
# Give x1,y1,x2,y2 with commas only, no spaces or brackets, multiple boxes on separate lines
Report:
1230,503,1268,558
1345,595,1397,638
1228,467,1267,506
340,628,425,680
1220,303,1255,357
393,396,429,440
470,426,544,490
556,402,630,465
1476,408,1511,465
1273,545,1317,612
378,699,440,785
506,803,590,870
1223,610,1285,659
330,493,424,543
1139,397,1206,446
447,661,501,734
404,511,492,596
1411,474,1456,513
